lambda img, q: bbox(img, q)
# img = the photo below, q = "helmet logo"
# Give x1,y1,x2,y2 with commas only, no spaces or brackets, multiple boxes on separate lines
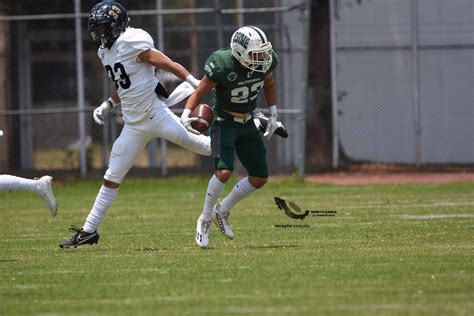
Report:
232,32,250,49
109,5,121,20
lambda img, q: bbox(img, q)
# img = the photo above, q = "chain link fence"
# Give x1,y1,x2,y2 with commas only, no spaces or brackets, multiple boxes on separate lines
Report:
0,0,310,177
331,0,474,167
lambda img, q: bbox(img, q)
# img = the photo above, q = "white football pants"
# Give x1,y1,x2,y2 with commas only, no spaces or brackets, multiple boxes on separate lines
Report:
104,100,211,184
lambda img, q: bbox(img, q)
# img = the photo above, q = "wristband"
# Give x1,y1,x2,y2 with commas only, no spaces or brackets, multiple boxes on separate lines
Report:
108,97,120,108
268,105,278,118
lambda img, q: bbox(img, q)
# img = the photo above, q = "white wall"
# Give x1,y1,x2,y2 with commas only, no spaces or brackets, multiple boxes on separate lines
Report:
335,0,474,163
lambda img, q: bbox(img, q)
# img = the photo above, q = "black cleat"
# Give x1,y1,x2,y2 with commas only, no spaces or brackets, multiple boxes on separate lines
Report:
253,112,289,138
59,225,100,249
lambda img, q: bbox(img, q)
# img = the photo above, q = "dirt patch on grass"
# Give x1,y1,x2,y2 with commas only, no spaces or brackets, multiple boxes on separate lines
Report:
306,171,474,185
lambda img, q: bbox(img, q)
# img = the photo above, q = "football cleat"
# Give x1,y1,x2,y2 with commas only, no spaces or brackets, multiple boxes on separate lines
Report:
212,203,234,240
59,225,100,249
37,176,58,216
195,214,211,248
253,112,289,138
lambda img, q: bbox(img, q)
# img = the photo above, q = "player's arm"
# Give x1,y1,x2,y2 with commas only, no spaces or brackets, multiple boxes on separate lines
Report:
262,73,279,139
138,49,200,88
180,76,217,134
110,90,120,104
184,76,217,112
263,73,277,106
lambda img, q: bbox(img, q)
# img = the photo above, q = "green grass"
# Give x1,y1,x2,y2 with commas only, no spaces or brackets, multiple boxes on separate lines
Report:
0,176,473,315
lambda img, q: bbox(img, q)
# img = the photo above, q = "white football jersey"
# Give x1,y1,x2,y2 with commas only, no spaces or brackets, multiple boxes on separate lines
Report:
97,27,159,123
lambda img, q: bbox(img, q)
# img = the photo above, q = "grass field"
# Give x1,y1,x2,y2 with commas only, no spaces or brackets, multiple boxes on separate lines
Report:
0,176,473,315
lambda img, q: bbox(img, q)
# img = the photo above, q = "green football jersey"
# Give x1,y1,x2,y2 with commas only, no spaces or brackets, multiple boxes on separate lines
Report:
204,48,278,114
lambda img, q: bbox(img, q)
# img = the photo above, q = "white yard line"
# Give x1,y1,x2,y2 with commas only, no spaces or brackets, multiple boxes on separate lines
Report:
400,214,474,219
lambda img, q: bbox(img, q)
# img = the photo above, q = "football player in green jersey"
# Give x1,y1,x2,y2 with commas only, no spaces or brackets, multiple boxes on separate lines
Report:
181,26,280,248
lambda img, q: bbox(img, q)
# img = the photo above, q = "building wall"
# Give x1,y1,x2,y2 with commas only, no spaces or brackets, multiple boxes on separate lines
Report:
335,0,474,163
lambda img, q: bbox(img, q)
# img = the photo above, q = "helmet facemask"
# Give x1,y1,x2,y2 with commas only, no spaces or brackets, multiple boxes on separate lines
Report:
243,42,272,73
90,23,116,49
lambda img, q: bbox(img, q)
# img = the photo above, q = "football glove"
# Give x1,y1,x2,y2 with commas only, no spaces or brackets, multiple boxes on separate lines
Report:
180,108,200,135
93,98,115,125
263,105,278,140
253,112,289,139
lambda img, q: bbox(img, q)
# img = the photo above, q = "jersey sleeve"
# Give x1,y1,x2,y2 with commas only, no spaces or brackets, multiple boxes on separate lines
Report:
204,53,223,83
122,28,154,56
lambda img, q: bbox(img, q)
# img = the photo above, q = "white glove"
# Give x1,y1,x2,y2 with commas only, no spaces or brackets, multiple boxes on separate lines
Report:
180,108,200,135
93,98,116,125
185,75,201,89
264,105,278,140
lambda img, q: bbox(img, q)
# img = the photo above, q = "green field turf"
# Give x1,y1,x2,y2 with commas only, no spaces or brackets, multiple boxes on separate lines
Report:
0,176,473,315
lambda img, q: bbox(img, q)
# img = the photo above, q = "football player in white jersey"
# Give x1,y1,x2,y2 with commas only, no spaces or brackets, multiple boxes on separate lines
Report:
59,1,210,248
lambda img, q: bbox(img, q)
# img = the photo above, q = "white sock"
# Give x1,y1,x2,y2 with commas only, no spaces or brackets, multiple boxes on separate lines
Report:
220,177,257,214
0,174,39,193
83,185,119,233
202,175,225,221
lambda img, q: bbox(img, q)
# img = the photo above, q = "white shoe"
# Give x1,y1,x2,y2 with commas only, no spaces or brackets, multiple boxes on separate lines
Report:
212,203,234,240
37,176,57,216
195,214,211,248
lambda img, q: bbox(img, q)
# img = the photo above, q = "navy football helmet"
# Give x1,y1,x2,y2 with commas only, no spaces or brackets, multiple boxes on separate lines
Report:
88,1,129,49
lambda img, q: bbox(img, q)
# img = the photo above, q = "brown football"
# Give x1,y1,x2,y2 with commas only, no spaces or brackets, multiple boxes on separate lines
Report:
191,103,213,133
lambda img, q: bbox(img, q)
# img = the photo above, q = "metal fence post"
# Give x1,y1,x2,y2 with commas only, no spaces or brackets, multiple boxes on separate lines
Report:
235,0,244,27
298,0,311,179
74,0,87,177
215,0,224,48
18,23,34,169
156,0,168,177
411,0,422,166
329,0,339,169
147,0,161,171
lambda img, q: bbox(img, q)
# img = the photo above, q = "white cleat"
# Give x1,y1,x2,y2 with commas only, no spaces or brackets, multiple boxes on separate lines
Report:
195,214,211,248
37,176,58,216
212,203,234,240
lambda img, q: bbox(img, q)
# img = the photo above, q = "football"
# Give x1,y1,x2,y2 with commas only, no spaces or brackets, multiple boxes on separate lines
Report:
191,103,213,133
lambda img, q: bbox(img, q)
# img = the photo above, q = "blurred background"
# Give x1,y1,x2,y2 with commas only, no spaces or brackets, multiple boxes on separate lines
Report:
0,0,472,179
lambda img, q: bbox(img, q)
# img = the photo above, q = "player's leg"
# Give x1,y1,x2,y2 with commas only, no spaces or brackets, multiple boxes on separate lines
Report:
151,106,211,156
204,120,237,220
213,123,269,239
85,124,149,233
0,174,58,216
59,124,149,248
195,120,236,248
225,126,269,209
